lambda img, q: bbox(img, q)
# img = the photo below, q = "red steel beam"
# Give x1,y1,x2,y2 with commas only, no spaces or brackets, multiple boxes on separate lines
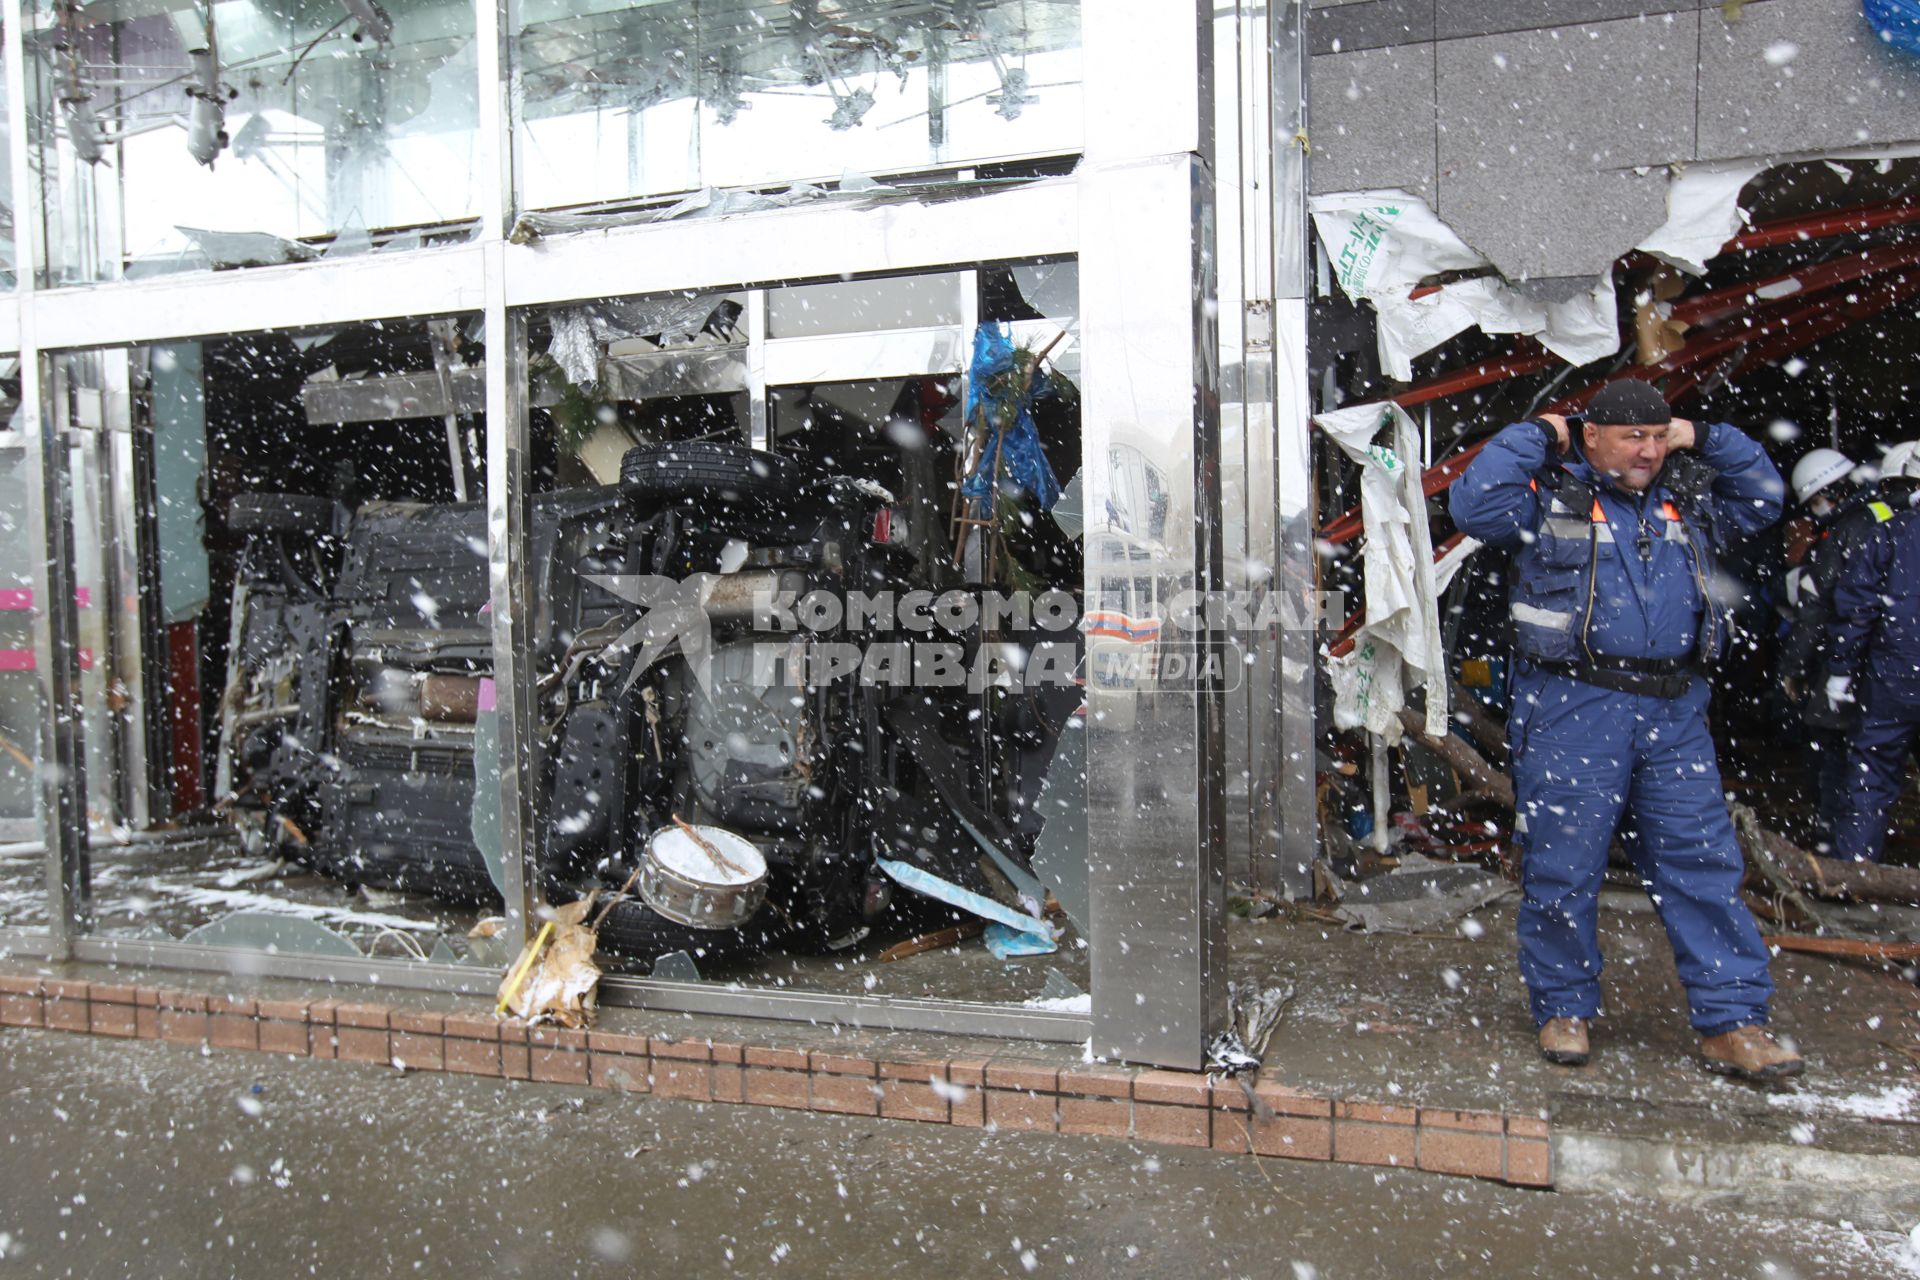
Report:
1668,239,1920,328
1724,195,1920,254
1390,350,1562,409
1319,264,1902,544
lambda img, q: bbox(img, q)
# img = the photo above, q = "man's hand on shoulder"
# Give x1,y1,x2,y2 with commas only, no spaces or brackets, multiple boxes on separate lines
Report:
1664,418,1696,451
1534,413,1570,452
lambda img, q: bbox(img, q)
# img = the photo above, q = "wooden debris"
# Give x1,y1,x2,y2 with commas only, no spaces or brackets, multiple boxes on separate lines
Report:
1395,708,1514,809
1764,935,1920,963
879,921,985,962
1735,805,1920,908
1448,683,1510,766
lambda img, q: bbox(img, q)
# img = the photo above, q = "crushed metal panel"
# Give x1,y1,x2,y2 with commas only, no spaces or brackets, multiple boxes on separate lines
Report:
301,367,486,425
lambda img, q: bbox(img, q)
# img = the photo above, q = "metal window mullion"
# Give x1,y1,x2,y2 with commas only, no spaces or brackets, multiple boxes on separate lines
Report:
101,351,150,827
24,346,89,951
8,3,87,949
745,289,768,448
5,0,38,290
476,0,514,244
1270,0,1316,896
483,245,537,948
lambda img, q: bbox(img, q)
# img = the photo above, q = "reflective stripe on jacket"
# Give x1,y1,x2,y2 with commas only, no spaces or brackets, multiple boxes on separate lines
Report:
1449,419,1785,666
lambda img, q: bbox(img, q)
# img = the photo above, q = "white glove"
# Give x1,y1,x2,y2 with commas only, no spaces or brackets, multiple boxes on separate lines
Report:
1826,675,1855,705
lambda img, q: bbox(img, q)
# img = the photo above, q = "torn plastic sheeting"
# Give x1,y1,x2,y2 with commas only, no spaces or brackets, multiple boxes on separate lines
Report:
1309,192,1617,380
1327,535,1479,739
877,858,1055,939
1636,162,1765,276
960,323,1063,516
983,921,1058,959
1314,401,1453,739
1317,155,1920,383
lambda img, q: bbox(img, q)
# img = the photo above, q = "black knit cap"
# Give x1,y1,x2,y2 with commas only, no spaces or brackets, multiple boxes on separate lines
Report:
1585,380,1672,426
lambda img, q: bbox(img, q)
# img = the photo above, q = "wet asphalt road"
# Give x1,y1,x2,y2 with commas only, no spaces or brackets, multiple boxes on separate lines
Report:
0,1030,1912,1279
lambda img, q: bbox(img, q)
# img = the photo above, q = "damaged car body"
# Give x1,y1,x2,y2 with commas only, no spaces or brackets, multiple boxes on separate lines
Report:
216,317,1086,969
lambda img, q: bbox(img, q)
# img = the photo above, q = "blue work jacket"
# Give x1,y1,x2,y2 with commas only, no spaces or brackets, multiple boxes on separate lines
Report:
1829,506,1920,694
1449,419,1784,666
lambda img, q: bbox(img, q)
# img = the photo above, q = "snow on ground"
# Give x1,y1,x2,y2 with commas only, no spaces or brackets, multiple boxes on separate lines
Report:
143,883,443,933
1767,1084,1920,1124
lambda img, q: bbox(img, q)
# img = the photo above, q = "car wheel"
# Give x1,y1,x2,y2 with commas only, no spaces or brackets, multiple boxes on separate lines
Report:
618,441,821,508
592,896,767,968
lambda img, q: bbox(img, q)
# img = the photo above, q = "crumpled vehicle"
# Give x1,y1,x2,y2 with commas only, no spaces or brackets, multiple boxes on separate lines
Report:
217,439,1076,965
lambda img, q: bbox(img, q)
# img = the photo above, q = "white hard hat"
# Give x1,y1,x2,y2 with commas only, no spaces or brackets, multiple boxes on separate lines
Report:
1881,440,1920,481
1791,448,1856,506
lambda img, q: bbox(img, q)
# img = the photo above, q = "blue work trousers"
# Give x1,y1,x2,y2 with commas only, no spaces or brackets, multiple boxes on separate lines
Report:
1830,680,1920,863
1509,668,1773,1036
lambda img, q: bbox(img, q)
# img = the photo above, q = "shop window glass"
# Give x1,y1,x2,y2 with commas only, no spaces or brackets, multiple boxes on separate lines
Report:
766,272,961,339
58,324,497,962
508,277,1088,1006
0,428,43,926
30,0,480,285
515,0,1083,213
0,21,13,288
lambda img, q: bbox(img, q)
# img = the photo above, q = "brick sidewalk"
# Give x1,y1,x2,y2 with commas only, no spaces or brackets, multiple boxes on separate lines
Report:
0,971,1552,1188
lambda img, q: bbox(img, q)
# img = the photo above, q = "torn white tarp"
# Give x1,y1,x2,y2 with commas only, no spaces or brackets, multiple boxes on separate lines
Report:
1316,401,1476,739
1310,192,1619,380
1637,162,1766,276
1315,153,1920,380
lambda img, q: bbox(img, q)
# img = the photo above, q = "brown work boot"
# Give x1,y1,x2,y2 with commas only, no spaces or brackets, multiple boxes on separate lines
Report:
1700,1025,1804,1081
1537,1017,1590,1067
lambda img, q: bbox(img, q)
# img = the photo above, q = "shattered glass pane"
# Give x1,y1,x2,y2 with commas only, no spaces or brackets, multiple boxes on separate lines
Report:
29,0,481,285
513,0,1084,212
179,910,364,958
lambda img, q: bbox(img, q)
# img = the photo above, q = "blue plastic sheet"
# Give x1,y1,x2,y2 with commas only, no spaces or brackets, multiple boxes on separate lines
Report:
960,323,1062,519
876,858,1056,939
1866,0,1920,55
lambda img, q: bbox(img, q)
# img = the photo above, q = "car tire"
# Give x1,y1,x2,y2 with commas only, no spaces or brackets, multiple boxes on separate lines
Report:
592,895,767,968
618,441,820,508
229,493,338,537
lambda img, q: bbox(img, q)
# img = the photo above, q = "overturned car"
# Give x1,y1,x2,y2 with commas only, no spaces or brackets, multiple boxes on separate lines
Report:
216,438,1083,966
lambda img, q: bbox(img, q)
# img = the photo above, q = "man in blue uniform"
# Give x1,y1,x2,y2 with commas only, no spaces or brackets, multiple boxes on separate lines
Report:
1826,504,1920,863
1778,449,1893,854
1450,379,1802,1081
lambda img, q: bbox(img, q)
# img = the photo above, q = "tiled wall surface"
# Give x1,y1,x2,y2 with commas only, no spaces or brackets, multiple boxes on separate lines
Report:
0,972,1553,1189
1309,0,1920,277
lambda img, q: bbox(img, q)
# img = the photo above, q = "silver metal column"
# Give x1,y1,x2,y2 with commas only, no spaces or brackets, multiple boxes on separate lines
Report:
1215,3,1282,891
479,0,538,945
1081,1,1226,1069
8,8,88,950
23,355,88,949
1271,0,1317,897
484,272,537,947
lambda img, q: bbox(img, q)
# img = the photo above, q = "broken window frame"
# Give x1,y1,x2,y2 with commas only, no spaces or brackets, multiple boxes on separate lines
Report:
0,0,1265,1072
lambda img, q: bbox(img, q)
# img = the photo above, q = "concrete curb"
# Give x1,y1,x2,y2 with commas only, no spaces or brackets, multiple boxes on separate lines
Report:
1555,1129,1920,1233
0,972,1553,1188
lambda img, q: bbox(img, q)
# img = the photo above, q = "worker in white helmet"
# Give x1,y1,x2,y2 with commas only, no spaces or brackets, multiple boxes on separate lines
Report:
1780,447,1896,853
1876,440,1920,508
